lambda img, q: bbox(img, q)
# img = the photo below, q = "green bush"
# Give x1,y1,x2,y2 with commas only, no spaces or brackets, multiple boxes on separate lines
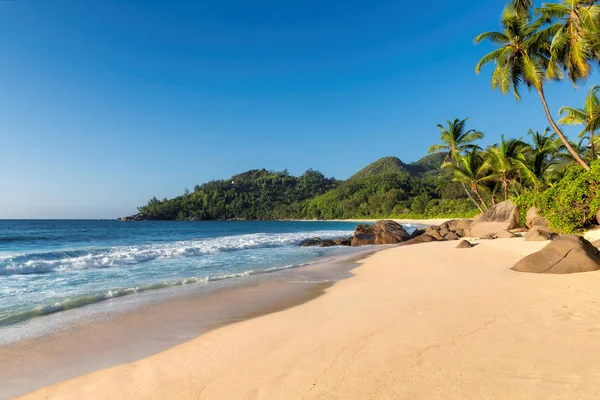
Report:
523,162,600,234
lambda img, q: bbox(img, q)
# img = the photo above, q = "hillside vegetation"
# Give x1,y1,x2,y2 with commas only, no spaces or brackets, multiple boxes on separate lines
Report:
134,153,477,221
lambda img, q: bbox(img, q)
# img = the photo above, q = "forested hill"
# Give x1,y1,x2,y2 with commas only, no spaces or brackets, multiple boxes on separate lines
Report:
130,152,477,221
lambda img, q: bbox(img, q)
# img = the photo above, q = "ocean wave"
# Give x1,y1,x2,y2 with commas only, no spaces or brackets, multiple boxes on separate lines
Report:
0,258,331,327
0,230,351,276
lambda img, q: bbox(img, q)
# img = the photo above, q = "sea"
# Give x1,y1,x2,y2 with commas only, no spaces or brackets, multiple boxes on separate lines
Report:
0,219,423,343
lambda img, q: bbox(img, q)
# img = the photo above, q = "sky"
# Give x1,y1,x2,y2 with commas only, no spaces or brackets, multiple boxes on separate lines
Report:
0,0,596,219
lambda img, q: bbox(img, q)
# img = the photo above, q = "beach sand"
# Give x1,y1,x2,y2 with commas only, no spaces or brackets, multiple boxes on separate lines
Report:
19,238,600,399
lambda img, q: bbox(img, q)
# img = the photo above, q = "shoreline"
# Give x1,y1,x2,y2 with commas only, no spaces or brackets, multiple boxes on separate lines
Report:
1,247,381,399
22,237,600,399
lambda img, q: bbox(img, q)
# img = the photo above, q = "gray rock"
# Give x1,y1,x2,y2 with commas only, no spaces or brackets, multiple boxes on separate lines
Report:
512,235,600,274
470,200,520,237
455,219,473,231
444,232,460,241
526,207,550,228
351,220,410,246
524,227,555,242
496,229,517,239
456,240,473,249
404,234,438,245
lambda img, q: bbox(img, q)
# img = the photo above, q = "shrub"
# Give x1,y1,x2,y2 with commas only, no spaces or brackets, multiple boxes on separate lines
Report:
528,162,600,234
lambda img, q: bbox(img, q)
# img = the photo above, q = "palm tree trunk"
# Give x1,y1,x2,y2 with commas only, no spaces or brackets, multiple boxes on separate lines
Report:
461,182,484,213
590,130,596,162
536,86,590,170
503,180,509,201
473,185,489,210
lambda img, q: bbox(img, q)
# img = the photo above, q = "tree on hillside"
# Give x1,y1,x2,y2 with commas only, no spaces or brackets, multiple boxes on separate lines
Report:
559,85,600,161
474,3,591,170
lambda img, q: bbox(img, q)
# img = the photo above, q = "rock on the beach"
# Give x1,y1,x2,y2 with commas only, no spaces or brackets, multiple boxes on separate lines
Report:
456,240,473,248
526,207,550,228
512,235,600,274
404,234,438,246
444,232,460,241
455,219,473,231
409,228,426,239
351,220,410,246
425,226,445,241
495,229,517,239
300,238,348,247
470,200,520,238
524,227,556,242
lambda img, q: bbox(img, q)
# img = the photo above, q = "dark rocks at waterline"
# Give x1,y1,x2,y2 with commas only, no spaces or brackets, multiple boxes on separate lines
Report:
299,237,352,248
512,235,600,274
351,220,410,247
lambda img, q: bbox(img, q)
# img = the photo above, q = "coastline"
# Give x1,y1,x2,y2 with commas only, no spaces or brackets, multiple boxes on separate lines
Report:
20,237,600,399
1,247,380,399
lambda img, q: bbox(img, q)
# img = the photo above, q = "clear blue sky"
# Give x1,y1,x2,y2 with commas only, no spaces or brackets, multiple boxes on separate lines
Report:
0,0,595,219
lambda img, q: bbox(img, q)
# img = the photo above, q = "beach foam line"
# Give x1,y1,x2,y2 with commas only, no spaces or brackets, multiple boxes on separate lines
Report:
0,230,352,276
0,257,334,327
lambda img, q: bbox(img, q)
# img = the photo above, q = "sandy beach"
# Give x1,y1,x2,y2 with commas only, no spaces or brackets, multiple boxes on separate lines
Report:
18,237,600,399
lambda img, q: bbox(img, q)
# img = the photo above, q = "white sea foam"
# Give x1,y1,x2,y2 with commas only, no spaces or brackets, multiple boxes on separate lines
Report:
0,230,352,276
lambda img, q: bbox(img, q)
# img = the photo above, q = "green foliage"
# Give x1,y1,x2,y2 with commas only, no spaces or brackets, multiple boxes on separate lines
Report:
513,162,600,233
536,162,600,233
513,190,538,227
136,153,478,221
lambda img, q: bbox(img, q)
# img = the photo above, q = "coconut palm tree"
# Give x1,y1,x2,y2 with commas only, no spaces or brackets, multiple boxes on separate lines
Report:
427,118,483,163
484,136,530,201
518,128,562,187
559,85,600,161
538,0,600,85
474,3,591,170
442,148,492,212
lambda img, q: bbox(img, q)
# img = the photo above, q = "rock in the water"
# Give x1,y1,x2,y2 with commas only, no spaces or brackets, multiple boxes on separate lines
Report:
512,235,600,274
524,227,555,242
456,240,473,248
470,200,520,238
333,238,353,246
444,232,460,241
351,220,410,246
320,239,337,247
404,234,438,245
496,229,517,239
300,237,322,247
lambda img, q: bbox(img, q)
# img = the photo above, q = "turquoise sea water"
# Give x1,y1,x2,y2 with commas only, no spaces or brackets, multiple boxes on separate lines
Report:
0,220,379,329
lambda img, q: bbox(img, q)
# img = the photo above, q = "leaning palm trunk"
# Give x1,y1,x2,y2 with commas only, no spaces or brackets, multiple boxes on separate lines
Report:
536,87,590,170
472,185,489,211
461,182,485,213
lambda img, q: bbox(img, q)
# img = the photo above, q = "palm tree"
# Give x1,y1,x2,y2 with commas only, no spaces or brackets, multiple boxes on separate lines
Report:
518,128,561,187
538,0,600,85
427,118,483,163
484,136,529,201
442,148,492,212
559,85,600,161
474,3,591,170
